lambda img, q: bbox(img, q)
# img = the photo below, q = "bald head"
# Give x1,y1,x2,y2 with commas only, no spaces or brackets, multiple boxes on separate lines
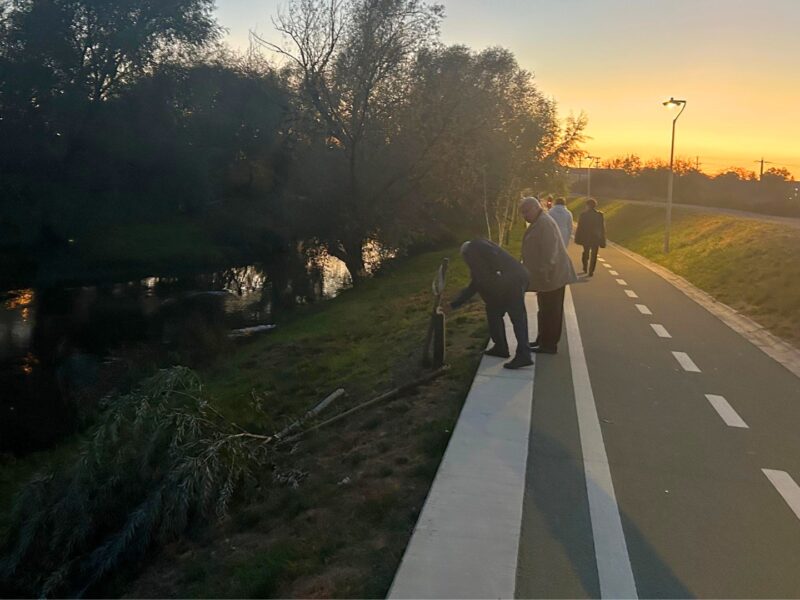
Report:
520,196,543,223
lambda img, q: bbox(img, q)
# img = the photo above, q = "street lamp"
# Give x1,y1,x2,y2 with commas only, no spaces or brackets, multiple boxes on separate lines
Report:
586,154,599,202
662,97,687,253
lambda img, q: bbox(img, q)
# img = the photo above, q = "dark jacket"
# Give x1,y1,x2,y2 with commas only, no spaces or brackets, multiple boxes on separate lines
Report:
450,238,529,309
574,208,606,248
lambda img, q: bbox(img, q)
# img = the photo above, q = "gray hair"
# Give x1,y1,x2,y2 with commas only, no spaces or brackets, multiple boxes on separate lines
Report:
520,196,542,211
460,241,471,255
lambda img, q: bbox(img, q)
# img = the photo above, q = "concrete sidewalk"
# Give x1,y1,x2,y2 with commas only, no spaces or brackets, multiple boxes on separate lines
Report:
388,293,538,599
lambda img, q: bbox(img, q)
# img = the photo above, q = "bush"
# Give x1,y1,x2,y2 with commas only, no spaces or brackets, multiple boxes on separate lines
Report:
0,367,274,597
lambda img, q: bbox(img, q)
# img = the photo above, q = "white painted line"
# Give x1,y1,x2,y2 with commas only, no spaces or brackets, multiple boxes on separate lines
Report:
624,290,639,298
650,324,672,338
609,270,619,276
672,351,701,372
705,394,748,428
763,470,800,523
565,288,638,599
603,263,612,268
598,258,606,262
636,304,652,315
616,279,628,286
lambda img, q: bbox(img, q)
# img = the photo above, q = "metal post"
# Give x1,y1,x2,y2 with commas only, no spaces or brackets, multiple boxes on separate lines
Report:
663,99,686,254
586,155,598,202
587,162,591,201
665,118,676,253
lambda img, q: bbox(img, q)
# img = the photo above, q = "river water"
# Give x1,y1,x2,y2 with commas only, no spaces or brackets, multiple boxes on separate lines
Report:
0,250,370,454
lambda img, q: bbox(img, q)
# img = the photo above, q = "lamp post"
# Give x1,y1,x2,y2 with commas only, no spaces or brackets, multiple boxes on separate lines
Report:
662,97,687,253
586,154,599,202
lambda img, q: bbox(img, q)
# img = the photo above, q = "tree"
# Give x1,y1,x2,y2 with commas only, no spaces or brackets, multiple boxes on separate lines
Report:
0,0,222,181
254,0,444,280
762,166,793,182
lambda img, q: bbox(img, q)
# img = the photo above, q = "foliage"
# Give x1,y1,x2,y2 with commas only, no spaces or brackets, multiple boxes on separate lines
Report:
0,367,273,598
585,153,798,217
0,0,584,284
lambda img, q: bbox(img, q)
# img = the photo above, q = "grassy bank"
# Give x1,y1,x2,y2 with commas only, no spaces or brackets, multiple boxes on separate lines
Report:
125,241,500,598
570,199,800,347
3,230,515,597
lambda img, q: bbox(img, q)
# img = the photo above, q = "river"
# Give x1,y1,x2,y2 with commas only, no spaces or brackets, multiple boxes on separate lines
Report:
0,248,376,454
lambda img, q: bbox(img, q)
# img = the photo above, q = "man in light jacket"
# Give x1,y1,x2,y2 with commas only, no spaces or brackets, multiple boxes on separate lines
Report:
548,197,573,247
520,197,578,354
450,239,533,369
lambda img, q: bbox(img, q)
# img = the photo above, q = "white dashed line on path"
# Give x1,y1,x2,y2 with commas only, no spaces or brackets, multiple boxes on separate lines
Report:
616,279,628,286
705,394,749,428
564,288,638,599
609,270,619,276
650,324,672,338
672,351,701,372
624,290,639,298
636,304,652,315
598,258,606,262
763,470,800,523
603,263,612,269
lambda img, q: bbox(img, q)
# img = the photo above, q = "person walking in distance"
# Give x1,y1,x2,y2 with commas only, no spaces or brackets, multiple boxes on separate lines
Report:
574,198,607,276
519,197,578,354
449,239,533,369
548,197,573,248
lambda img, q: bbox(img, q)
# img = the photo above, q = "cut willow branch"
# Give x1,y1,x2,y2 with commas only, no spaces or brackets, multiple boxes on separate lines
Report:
281,366,449,443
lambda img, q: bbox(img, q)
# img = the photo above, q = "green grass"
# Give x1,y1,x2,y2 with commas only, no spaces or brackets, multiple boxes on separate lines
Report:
570,198,800,346
200,238,509,430
114,232,520,598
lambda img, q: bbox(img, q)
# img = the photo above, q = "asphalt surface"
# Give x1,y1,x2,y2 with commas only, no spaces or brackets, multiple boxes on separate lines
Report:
516,242,800,598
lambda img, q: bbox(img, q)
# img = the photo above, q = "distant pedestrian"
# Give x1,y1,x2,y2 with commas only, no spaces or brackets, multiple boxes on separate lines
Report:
450,239,533,369
545,195,553,211
548,197,573,247
519,197,578,354
574,198,607,276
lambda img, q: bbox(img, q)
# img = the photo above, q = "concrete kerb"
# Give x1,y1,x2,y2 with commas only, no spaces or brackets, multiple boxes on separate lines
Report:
388,293,538,599
610,241,800,380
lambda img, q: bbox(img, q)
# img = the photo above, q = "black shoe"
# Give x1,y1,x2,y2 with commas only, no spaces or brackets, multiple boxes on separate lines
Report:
503,355,534,369
531,345,557,354
484,345,510,358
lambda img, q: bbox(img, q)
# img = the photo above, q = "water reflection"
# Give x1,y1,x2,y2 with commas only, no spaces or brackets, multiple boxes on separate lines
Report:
0,240,395,454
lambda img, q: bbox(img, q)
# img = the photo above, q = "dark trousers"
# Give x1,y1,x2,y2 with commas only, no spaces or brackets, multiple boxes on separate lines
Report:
485,283,530,359
581,245,600,275
534,285,566,350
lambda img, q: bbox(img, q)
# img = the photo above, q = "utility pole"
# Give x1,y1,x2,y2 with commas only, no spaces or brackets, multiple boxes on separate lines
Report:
695,156,701,171
754,157,774,181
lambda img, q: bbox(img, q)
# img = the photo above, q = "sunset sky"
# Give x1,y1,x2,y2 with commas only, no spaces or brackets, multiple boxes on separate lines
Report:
216,0,800,178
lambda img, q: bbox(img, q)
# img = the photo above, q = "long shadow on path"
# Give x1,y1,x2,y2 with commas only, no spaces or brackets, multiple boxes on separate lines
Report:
515,346,694,599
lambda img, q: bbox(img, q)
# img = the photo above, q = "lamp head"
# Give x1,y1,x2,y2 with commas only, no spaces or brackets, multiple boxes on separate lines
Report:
663,97,687,108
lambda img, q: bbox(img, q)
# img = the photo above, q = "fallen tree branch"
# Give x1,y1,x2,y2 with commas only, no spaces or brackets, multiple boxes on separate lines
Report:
274,388,346,440
280,366,450,444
